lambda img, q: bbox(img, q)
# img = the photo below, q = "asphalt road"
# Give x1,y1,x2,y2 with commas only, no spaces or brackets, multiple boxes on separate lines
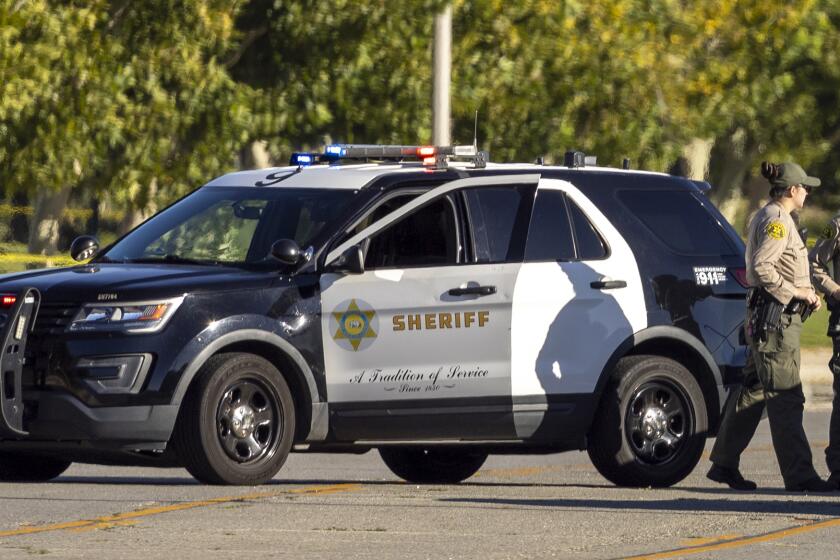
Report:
1,411,840,559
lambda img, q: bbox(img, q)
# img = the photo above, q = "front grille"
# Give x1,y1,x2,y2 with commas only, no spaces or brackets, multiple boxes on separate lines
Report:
32,302,79,336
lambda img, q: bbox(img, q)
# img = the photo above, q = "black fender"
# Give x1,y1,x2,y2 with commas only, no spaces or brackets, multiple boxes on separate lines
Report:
169,315,327,441
589,325,726,432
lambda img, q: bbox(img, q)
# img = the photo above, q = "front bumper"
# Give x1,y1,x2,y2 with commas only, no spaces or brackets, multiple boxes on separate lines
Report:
22,391,179,444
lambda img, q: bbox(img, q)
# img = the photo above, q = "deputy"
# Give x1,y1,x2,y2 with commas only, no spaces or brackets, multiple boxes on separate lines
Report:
707,161,836,492
809,196,840,488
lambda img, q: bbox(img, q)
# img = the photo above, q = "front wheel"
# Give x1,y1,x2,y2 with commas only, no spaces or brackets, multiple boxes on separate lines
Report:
172,353,295,485
0,453,71,482
587,355,707,488
379,447,487,483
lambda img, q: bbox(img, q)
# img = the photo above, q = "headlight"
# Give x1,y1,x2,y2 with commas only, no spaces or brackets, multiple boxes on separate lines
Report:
69,296,185,334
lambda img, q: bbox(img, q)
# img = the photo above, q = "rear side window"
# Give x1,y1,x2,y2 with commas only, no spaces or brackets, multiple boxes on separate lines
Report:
464,186,531,263
524,190,575,261
618,190,737,255
567,198,608,260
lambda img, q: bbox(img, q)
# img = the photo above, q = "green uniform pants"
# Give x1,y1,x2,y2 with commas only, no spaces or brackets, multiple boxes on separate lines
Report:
710,313,819,487
826,337,840,474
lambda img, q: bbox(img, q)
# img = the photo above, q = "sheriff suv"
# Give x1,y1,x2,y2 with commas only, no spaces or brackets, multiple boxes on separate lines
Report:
0,145,746,486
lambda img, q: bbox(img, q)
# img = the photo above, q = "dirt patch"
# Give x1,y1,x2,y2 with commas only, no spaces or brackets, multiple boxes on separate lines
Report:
802,348,834,410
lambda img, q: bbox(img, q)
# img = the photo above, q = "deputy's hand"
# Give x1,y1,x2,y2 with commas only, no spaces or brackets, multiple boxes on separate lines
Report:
795,287,819,307
812,297,823,312
793,288,817,305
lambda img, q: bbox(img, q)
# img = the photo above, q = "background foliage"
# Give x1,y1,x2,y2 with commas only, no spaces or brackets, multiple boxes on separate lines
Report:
2,0,840,254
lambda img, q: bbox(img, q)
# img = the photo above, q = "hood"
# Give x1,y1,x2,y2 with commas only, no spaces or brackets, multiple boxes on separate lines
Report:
0,264,276,302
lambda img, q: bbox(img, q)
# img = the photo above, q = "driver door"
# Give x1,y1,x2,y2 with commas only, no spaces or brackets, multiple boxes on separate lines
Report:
320,174,539,441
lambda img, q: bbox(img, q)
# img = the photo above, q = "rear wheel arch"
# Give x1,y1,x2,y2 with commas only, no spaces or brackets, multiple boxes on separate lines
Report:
593,327,724,435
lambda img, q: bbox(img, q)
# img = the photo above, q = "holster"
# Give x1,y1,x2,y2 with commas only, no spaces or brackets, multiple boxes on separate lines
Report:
747,288,784,344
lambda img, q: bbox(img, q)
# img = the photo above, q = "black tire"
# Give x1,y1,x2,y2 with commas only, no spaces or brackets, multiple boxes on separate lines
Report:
587,355,707,488
379,447,487,484
0,453,71,482
172,352,295,485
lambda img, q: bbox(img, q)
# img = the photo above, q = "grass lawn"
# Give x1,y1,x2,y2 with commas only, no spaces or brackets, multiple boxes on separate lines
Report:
802,303,832,348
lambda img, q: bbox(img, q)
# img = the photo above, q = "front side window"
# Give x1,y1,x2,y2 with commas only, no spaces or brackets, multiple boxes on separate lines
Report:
363,197,459,268
103,187,355,267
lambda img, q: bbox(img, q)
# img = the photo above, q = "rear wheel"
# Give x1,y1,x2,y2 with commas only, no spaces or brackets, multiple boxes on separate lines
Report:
0,453,71,482
172,353,295,485
379,447,487,483
587,355,707,488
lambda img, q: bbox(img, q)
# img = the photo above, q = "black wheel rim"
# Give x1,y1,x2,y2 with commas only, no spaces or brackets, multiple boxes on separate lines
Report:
624,379,693,465
216,379,280,464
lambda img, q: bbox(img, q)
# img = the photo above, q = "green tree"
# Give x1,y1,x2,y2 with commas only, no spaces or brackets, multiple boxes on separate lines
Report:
0,0,253,253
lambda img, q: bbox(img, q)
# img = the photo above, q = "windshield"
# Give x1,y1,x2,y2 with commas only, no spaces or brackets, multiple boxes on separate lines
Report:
102,187,356,267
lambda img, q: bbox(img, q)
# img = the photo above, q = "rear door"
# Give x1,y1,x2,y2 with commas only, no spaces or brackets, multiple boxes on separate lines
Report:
320,174,539,441
510,178,648,436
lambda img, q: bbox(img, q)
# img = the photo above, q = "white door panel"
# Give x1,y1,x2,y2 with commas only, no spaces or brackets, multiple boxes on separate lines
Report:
511,179,647,396
322,264,517,402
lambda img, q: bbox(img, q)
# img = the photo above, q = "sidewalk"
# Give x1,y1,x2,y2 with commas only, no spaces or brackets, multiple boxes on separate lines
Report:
802,347,834,410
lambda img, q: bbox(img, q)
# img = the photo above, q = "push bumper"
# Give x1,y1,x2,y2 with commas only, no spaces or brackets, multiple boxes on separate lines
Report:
0,288,40,437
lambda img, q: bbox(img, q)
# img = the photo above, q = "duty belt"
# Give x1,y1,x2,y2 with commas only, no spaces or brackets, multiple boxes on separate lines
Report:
747,288,812,343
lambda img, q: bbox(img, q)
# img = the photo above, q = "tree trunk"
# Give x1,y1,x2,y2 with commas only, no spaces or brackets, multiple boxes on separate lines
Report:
238,140,271,170
10,191,29,244
682,138,714,180
118,178,159,235
708,130,761,230
27,186,72,255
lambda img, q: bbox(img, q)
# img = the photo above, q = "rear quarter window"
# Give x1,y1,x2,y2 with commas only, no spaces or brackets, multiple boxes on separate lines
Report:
618,190,737,256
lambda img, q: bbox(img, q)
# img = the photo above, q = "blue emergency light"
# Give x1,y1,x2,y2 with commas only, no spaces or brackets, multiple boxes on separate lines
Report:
324,145,347,158
289,152,317,166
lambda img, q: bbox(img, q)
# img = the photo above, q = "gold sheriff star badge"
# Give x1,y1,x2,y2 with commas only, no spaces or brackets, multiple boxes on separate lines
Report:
331,299,378,351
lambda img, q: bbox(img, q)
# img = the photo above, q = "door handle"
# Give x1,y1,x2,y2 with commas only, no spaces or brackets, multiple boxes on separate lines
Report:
590,280,627,290
448,285,497,297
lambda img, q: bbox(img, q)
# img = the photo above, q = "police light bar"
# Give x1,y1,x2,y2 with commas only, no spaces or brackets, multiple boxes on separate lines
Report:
322,144,483,168
0,295,16,308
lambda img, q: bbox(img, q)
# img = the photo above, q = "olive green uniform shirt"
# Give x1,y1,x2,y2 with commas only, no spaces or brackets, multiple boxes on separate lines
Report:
746,201,811,305
809,214,840,300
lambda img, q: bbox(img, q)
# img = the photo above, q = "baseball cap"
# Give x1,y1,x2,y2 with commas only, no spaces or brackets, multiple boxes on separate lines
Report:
772,162,821,188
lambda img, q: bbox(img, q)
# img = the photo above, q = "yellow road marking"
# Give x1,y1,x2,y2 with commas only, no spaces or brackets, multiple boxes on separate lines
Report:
70,520,137,534
623,518,840,559
678,534,740,546
0,483,361,539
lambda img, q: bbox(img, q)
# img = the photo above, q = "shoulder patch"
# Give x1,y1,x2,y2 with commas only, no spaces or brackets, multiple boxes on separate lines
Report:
822,223,838,240
766,221,786,240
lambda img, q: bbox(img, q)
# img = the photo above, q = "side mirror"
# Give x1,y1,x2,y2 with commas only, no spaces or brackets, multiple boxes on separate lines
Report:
70,236,100,262
331,246,365,275
270,239,302,266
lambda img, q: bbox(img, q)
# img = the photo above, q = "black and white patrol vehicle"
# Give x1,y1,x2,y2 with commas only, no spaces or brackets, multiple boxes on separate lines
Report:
0,145,746,486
